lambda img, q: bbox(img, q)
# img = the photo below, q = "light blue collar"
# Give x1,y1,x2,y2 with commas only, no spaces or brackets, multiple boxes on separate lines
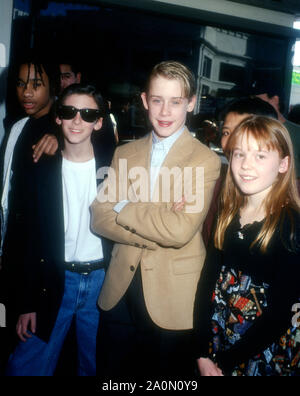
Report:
151,126,185,152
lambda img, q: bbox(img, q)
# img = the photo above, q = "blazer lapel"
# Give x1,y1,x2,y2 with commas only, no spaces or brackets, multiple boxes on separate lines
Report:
123,133,152,202
160,128,193,170
128,133,152,170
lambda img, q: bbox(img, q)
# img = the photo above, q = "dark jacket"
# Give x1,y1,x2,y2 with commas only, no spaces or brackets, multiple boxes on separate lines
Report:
0,114,57,313
18,132,115,342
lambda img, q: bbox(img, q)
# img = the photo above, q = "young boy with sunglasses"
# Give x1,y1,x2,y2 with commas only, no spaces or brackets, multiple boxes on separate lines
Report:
91,61,220,378
5,84,114,376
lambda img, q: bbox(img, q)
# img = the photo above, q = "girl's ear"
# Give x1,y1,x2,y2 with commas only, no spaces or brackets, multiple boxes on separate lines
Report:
94,117,103,131
279,156,289,174
141,92,149,111
56,116,62,126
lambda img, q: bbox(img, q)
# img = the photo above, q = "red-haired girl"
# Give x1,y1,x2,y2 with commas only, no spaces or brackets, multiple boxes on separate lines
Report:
194,116,300,376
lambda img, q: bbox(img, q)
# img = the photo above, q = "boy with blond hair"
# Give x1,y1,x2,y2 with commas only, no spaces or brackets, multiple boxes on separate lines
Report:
91,61,220,378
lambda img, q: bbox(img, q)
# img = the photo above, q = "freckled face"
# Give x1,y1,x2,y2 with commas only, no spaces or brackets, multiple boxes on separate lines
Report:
231,133,288,201
141,76,196,139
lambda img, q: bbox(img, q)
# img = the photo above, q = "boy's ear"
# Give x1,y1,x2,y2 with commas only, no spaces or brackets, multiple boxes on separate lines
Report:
187,95,197,112
141,92,149,111
94,117,103,131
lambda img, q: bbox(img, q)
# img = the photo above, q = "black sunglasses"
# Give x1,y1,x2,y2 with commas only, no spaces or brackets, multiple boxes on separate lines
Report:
57,105,101,123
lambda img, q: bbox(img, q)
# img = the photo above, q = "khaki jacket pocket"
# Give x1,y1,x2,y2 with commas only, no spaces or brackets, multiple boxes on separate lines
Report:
171,255,203,275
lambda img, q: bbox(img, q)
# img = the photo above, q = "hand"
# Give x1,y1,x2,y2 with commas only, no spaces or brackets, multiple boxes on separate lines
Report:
171,197,186,212
197,357,224,376
16,312,37,342
32,134,58,162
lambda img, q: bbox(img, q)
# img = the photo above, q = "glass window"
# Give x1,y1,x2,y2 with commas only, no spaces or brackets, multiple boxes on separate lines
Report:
219,63,246,85
201,84,210,97
203,56,212,79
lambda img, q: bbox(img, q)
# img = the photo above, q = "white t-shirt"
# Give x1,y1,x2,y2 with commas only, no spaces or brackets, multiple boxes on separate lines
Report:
62,157,103,262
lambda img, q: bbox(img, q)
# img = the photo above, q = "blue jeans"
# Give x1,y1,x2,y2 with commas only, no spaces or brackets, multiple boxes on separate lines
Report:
6,269,105,376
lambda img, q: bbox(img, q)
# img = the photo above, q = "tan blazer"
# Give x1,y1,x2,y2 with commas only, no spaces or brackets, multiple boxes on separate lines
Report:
91,128,220,330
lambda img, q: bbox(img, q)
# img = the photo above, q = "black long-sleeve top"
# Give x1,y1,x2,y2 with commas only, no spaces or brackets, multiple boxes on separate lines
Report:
194,208,300,375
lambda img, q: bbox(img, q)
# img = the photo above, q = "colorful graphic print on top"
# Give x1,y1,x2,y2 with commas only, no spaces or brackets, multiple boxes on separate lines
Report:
209,266,300,376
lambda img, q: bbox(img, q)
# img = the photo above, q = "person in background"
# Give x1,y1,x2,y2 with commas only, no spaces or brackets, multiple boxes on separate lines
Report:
6,84,114,376
219,97,278,154
251,81,300,180
202,96,278,247
115,98,131,140
59,61,82,93
194,116,300,376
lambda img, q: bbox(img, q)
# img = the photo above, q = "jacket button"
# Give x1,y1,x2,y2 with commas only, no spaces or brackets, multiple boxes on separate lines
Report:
40,258,44,263
125,226,130,231
130,266,135,272
134,243,140,248
132,229,136,234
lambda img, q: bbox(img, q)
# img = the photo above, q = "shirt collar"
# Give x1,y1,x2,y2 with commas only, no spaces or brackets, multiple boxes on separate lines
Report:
151,126,185,151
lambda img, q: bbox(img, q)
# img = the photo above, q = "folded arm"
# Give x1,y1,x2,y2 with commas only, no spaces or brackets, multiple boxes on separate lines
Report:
91,147,157,250
91,147,220,249
116,154,220,248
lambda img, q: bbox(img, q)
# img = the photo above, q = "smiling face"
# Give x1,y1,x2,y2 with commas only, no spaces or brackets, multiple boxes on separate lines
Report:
231,133,288,202
56,93,102,147
16,63,53,119
141,75,196,139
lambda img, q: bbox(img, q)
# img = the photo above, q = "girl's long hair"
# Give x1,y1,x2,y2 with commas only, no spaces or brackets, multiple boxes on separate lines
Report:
214,116,300,253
